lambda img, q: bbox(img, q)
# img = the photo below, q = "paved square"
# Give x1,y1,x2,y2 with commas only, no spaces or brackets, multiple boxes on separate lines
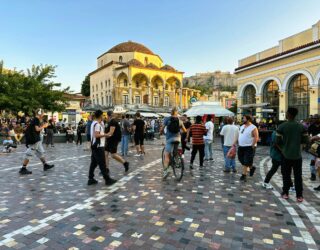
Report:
1,140,320,249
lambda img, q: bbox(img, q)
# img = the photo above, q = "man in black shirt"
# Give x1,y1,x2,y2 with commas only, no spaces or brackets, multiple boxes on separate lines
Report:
132,112,146,156
181,114,191,155
105,111,129,172
19,108,54,175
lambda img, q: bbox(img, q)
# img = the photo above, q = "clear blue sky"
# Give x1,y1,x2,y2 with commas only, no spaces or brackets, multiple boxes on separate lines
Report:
1,0,320,92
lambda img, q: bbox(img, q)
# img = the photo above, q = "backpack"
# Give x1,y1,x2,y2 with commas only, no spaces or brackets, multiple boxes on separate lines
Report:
25,119,39,145
167,117,180,134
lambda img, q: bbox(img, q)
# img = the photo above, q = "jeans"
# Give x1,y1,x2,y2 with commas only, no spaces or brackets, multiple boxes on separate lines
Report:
190,144,205,167
121,135,129,156
223,145,236,170
204,139,213,160
264,159,281,183
281,158,303,197
309,154,316,175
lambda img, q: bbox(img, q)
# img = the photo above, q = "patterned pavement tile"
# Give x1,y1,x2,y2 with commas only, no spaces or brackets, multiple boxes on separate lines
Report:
0,140,320,249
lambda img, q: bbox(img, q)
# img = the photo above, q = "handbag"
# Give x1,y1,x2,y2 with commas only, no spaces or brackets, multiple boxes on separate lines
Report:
227,145,236,159
309,141,320,157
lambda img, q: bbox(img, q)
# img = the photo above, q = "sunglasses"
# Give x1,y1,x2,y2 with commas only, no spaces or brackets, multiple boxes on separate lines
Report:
241,128,246,134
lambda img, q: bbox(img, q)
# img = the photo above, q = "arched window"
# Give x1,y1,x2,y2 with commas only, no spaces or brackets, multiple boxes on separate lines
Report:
145,57,148,65
136,81,140,88
288,74,309,120
108,79,111,87
165,84,169,90
154,83,158,89
243,85,256,105
124,79,128,87
101,82,103,89
119,56,123,63
263,80,279,115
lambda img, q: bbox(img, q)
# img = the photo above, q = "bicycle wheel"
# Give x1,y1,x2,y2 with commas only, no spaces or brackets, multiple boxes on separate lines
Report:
172,152,184,182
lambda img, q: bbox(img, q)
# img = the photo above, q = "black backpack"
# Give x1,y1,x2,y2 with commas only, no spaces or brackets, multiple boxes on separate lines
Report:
113,122,122,141
25,119,38,145
167,117,180,133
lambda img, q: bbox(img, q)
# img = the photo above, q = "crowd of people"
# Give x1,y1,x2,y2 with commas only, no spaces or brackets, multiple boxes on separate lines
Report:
2,106,320,204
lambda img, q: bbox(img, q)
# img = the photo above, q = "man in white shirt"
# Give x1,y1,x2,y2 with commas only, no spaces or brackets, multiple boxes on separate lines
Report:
220,117,239,173
234,115,259,182
88,110,117,186
204,115,214,161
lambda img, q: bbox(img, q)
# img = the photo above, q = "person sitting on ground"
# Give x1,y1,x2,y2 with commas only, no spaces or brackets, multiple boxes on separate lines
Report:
2,136,17,153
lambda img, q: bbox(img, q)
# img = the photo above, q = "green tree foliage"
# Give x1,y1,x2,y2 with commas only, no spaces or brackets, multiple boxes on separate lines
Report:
0,61,69,115
228,102,237,114
81,75,90,97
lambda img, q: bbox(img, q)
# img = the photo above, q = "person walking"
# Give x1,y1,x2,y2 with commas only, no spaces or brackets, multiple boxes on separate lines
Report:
76,120,84,145
88,110,117,186
235,115,259,182
181,114,191,156
204,115,214,161
85,115,93,151
276,107,309,202
132,112,146,156
19,108,54,175
187,115,207,169
220,117,239,173
120,114,131,156
105,111,129,172
45,119,55,147
308,115,320,181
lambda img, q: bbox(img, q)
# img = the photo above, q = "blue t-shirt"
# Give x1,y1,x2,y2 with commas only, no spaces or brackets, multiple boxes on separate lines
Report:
163,117,182,141
86,120,93,136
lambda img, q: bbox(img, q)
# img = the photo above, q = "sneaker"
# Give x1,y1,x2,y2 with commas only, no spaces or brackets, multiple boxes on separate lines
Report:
162,167,170,180
105,177,117,186
297,197,304,203
310,174,316,181
223,169,231,173
314,185,320,191
240,175,247,182
281,193,289,200
189,164,194,170
181,154,185,159
262,182,273,190
232,169,237,173
123,162,129,172
209,158,214,161
87,178,98,185
134,154,141,157
249,166,256,176
290,186,295,192
19,167,32,175
43,163,54,171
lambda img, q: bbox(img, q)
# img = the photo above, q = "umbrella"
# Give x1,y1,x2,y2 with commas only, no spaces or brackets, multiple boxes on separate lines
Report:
184,102,234,117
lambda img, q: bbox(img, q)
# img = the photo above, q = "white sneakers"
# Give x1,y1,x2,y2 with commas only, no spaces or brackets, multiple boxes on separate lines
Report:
262,182,273,190
162,167,170,180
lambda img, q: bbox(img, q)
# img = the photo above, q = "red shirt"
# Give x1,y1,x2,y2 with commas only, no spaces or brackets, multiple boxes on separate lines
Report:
190,124,206,145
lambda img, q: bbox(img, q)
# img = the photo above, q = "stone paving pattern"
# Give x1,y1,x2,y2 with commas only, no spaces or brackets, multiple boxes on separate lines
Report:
0,139,320,250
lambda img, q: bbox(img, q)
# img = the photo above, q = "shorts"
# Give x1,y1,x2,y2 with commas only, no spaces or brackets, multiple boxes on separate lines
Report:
24,141,45,160
105,141,119,154
134,135,144,146
238,146,255,166
165,137,180,153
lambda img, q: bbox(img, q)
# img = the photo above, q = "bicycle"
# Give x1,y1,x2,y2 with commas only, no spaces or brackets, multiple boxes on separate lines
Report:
161,141,184,181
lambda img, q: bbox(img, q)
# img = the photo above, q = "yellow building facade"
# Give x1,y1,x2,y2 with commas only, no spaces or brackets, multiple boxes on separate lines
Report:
89,41,200,111
235,20,320,121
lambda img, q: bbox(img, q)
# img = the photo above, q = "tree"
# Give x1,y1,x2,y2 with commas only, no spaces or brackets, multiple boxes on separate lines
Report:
0,62,69,115
81,75,90,97
228,102,237,114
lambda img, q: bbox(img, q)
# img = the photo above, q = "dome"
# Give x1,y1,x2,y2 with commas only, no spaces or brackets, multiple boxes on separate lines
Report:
107,41,155,55
145,63,159,69
161,64,176,72
126,59,144,67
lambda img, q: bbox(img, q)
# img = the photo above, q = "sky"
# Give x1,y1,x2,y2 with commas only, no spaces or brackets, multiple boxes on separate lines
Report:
1,0,320,92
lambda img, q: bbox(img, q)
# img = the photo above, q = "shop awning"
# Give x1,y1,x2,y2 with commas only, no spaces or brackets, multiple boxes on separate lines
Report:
239,103,269,109
158,113,171,117
140,112,159,118
184,102,234,117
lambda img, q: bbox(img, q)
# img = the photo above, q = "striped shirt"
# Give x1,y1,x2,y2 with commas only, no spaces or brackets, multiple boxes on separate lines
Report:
190,124,206,145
